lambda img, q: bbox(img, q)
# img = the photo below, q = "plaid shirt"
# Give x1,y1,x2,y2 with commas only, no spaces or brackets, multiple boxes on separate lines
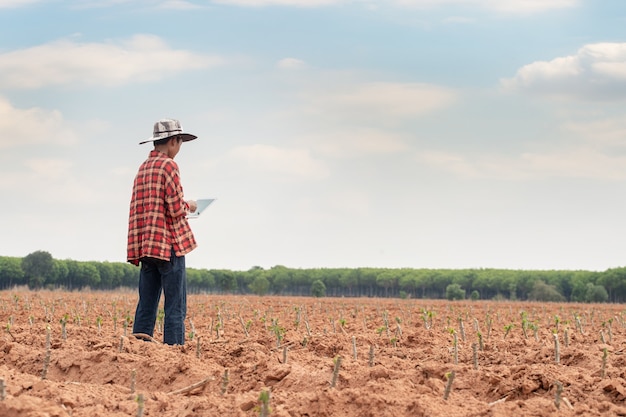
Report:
127,150,197,265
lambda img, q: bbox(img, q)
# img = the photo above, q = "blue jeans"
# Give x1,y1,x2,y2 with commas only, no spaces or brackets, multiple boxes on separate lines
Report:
133,251,187,345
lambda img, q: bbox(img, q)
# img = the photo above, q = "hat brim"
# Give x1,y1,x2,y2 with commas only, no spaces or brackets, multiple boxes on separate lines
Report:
139,133,197,145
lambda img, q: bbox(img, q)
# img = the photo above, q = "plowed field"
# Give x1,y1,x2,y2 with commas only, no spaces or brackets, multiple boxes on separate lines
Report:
1,291,626,416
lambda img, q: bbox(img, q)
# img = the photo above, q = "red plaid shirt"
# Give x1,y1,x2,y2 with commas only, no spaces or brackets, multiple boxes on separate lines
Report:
127,150,197,265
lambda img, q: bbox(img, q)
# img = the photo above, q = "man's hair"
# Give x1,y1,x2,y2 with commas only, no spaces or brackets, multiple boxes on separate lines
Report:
154,135,181,147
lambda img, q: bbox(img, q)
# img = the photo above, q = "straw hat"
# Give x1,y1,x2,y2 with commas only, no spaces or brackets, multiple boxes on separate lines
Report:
139,118,197,145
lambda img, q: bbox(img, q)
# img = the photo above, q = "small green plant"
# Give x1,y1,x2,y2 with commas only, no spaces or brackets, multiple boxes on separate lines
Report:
601,348,608,379
60,313,69,340
390,337,398,347
5,322,15,342
503,323,514,340
330,356,343,388
443,371,456,400
96,316,103,334
520,311,528,339
269,319,285,348
258,389,271,417
136,393,145,417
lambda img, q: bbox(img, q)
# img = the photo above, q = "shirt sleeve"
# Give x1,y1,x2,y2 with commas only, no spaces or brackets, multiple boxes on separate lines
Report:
163,160,188,219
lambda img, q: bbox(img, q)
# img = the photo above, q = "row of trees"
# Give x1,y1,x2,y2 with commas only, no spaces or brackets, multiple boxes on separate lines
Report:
0,251,624,302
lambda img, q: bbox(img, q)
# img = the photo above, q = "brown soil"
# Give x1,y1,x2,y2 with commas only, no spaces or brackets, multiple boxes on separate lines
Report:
1,291,626,416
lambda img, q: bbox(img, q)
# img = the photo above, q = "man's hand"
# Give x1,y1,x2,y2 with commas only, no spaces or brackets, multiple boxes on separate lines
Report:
187,200,198,213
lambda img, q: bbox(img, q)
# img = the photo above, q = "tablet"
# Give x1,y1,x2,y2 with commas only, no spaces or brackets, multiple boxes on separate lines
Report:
187,198,215,218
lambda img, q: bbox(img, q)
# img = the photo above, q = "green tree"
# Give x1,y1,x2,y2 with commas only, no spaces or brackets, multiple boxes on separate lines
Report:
21,250,54,289
584,283,609,303
528,280,565,302
249,275,270,296
0,257,25,288
311,279,326,297
446,283,465,300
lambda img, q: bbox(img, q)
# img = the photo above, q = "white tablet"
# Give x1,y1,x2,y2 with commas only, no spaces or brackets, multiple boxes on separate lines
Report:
187,198,215,218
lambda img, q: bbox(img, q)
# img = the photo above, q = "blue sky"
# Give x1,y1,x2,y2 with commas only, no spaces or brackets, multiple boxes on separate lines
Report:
1,0,626,272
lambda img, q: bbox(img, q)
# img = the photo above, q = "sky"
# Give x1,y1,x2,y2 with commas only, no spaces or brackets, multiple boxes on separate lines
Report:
1,0,626,272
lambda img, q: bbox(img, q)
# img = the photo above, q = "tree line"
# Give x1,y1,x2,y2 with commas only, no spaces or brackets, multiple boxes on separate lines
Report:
0,250,624,303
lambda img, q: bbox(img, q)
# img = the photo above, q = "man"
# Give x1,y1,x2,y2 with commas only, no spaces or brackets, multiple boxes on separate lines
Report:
127,118,198,345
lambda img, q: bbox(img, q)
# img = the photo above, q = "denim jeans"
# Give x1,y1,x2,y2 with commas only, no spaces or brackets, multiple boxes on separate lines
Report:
133,250,187,345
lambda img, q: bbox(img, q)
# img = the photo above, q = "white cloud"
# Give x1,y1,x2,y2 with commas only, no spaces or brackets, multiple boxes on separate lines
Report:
0,0,41,8
393,0,578,14
417,144,626,181
277,58,307,70
501,43,626,100
0,97,78,149
306,82,456,123
0,35,224,89
229,144,330,180
214,0,341,6
24,158,73,178
307,128,410,158
563,117,626,147
157,0,203,9
0,157,102,204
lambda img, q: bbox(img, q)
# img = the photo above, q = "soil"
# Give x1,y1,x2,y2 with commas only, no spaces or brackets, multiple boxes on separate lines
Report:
1,291,626,416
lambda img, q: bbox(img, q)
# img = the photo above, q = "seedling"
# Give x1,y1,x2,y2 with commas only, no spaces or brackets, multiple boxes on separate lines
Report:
554,381,563,409
503,323,514,340
601,348,608,379
60,313,69,340
0,377,6,400
130,369,136,393
390,337,398,348
486,315,493,339
449,329,458,365
5,322,15,342
269,319,285,348
574,314,584,335
330,356,342,388
443,371,456,400
553,332,560,364
136,393,145,417
472,342,478,370
41,326,51,380
368,344,375,367
258,389,271,417
239,316,250,338
458,317,465,341
221,368,229,395
282,346,288,364
156,309,165,334
96,316,103,334
520,311,528,339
